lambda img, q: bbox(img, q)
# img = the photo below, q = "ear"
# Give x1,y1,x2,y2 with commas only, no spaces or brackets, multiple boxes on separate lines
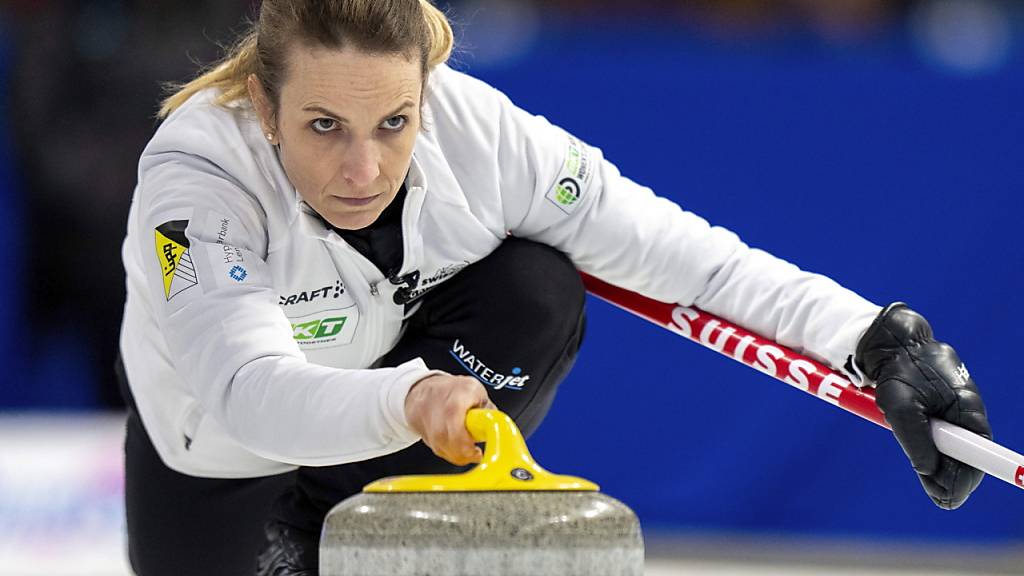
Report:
247,74,277,143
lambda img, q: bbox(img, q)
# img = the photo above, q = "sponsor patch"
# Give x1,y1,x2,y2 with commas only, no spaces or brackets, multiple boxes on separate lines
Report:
279,281,345,307
545,135,593,215
288,307,359,349
154,220,198,301
449,339,529,391
200,241,263,290
404,262,468,301
193,208,267,291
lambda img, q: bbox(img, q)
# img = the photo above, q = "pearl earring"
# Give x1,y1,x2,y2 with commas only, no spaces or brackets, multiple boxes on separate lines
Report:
266,133,275,142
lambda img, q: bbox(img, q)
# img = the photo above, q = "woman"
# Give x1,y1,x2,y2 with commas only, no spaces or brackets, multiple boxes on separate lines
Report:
118,1,992,574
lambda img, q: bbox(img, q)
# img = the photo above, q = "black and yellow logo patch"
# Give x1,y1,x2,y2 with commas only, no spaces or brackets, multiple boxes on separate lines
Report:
154,220,197,300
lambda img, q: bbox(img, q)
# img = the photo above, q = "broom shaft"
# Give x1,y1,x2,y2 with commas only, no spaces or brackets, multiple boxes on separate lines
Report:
580,272,1024,492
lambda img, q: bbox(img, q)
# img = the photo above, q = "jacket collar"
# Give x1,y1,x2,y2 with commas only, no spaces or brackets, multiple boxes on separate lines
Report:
283,150,427,278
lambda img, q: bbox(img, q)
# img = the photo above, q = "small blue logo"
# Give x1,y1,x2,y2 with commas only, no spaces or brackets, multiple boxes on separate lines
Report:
228,266,248,282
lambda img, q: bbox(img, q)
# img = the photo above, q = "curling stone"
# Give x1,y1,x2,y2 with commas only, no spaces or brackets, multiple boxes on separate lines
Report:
320,409,643,576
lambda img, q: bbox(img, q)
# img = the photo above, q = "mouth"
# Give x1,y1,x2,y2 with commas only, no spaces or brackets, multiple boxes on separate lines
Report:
333,193,381,207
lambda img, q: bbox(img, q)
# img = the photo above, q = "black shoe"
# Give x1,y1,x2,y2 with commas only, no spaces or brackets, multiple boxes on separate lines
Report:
255,520,319,576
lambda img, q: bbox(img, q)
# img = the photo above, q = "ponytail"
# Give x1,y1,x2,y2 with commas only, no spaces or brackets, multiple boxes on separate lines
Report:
420,0,454,69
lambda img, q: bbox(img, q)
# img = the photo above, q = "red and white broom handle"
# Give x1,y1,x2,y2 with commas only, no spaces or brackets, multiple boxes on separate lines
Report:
581,272,1024,492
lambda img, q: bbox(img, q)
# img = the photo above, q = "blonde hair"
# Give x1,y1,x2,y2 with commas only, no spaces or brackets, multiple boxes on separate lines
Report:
158,0,453,119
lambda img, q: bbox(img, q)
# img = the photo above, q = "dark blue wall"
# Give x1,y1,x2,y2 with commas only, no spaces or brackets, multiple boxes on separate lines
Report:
0,24,24,400
470,23,1024,543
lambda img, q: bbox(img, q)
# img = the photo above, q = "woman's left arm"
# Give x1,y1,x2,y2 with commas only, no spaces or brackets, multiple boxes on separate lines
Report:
478,78,991,509
488,88,878,373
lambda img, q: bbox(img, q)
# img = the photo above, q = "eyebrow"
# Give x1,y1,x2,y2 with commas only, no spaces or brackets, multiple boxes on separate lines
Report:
301,100,416,124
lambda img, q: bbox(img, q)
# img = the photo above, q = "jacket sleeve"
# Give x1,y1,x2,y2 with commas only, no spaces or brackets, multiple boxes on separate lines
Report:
491,88,881,373
135,152,430,466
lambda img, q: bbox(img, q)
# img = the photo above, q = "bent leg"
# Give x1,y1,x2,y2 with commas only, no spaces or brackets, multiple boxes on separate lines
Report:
390,236,586,435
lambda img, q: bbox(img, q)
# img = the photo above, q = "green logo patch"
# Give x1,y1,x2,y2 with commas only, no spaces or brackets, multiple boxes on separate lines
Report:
292,316,347,341
545,135,592,215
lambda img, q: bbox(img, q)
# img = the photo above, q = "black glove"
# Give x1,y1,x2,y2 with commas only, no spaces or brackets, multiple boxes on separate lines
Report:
854,303,992,510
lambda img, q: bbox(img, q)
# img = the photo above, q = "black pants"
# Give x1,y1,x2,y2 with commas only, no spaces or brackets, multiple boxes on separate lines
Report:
122,238,586,575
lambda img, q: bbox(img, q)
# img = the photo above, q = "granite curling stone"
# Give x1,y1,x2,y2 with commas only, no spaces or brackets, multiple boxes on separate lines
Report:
320,409,643,576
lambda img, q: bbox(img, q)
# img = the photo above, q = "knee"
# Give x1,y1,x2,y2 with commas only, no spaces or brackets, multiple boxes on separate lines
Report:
473,238,585,328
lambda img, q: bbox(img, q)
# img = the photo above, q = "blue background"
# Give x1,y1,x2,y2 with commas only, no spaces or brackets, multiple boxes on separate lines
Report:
467,22,1024,543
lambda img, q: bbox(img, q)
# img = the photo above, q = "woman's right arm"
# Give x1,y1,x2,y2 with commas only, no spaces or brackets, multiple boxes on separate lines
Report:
135,153,436,466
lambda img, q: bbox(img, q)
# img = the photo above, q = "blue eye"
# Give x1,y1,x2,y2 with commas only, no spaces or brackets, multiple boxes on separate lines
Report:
311,118,338,134
381,116,407,132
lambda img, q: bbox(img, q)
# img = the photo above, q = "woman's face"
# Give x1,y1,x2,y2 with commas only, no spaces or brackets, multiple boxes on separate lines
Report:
252,45,423,230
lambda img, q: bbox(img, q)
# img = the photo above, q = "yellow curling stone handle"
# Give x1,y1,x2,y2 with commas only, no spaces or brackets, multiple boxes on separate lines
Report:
364,409,599,492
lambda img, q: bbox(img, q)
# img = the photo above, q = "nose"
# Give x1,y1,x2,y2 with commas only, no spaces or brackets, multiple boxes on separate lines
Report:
340,139,381,189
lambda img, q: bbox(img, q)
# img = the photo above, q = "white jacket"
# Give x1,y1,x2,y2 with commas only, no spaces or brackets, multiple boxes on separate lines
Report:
120,64,881,478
